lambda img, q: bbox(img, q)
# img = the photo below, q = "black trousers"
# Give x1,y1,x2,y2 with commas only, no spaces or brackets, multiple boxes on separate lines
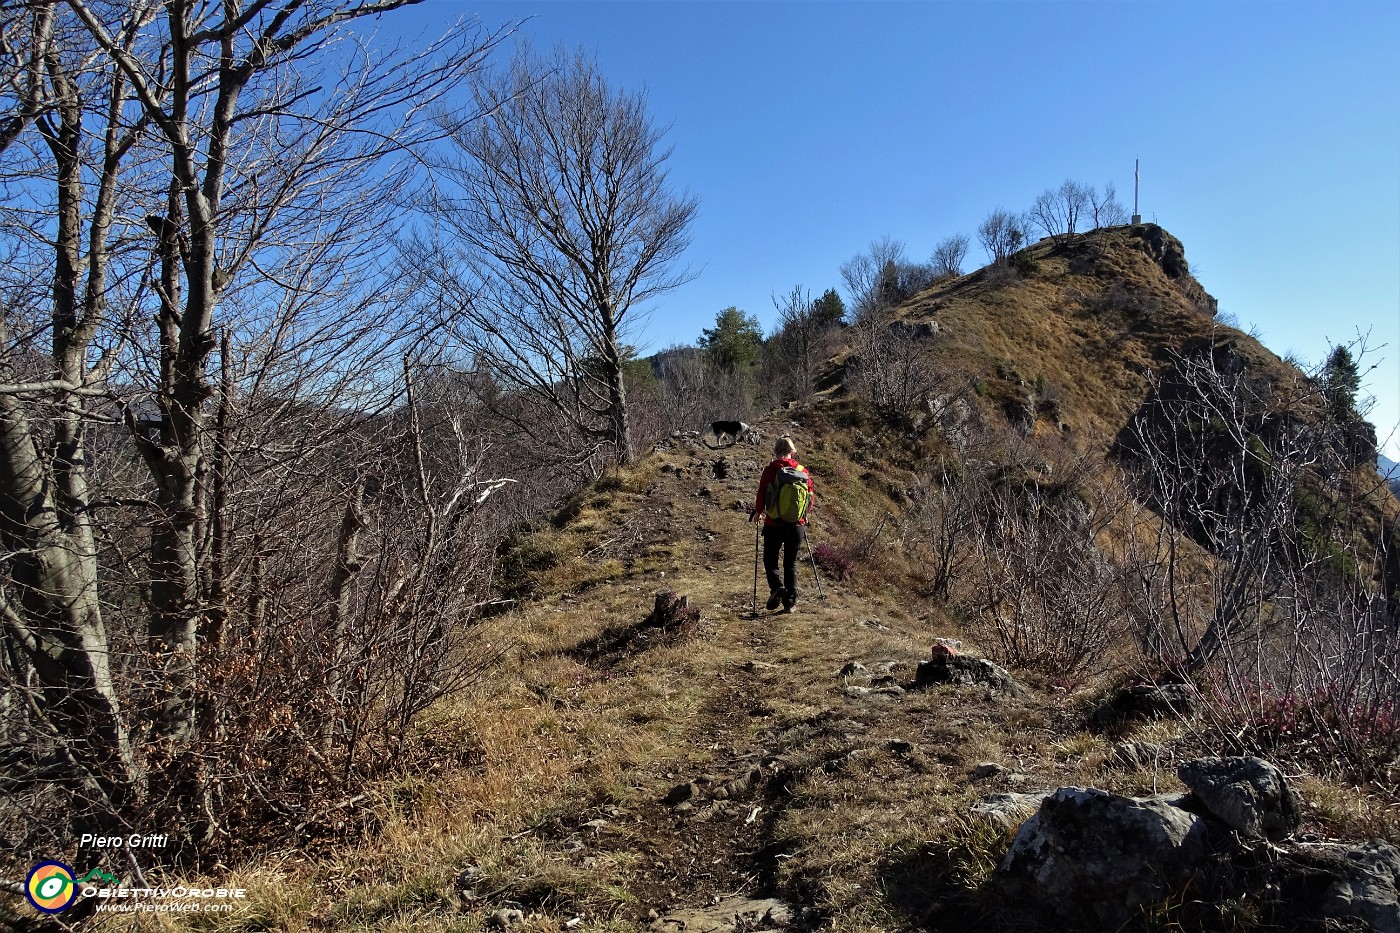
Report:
762,523,805,601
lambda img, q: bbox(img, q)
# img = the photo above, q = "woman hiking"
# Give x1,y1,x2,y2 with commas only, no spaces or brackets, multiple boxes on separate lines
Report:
750,435,815,613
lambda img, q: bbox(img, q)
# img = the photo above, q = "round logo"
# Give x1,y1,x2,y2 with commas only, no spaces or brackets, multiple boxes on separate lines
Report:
25,861,77,914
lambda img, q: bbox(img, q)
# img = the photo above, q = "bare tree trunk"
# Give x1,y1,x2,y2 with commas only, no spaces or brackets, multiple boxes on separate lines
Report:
0,338,135,816
604,329,634,464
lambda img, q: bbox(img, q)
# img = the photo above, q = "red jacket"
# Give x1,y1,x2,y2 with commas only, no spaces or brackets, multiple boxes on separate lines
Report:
753,456,815,527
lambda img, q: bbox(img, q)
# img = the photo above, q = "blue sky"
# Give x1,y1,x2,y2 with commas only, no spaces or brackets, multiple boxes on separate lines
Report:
391,1,1400,456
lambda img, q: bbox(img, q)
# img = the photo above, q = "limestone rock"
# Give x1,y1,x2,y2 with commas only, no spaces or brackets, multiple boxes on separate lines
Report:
1091,682,1199,728
969,792,1050,830
650,897,795,932
1178,756,1300,841
999,787,1211,927
915,649,1025,696
1319,839,1400,933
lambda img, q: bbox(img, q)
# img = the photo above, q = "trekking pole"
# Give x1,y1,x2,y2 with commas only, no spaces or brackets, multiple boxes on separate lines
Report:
748,506,760,617
805,515,825,599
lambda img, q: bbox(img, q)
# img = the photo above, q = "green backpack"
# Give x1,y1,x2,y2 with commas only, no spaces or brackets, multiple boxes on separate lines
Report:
765,464,812,524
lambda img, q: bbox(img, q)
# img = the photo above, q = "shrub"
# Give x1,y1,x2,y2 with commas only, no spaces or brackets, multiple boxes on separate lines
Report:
812,541,855,581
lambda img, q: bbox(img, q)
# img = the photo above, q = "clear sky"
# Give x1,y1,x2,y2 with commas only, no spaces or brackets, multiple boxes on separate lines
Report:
390,1,1400,457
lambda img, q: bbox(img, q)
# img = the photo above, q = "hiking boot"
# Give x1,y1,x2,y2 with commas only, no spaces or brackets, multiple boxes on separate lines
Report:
783,598,798,614
766,589,784,611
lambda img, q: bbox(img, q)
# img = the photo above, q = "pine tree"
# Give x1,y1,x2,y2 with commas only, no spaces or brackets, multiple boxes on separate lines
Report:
1323,345,1361,420
811,289,846,328
700,307,764,374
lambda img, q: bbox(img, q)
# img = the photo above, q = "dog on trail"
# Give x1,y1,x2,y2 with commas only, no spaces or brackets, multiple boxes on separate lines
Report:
709,420,749,446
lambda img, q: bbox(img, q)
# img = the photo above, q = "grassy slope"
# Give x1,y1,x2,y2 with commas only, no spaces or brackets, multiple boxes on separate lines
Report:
133,227,1399,933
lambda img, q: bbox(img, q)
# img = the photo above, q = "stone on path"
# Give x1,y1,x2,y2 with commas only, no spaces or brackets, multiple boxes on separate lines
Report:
649,897,795,932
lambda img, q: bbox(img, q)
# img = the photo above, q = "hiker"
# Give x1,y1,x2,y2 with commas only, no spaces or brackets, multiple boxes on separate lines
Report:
750,435,814,613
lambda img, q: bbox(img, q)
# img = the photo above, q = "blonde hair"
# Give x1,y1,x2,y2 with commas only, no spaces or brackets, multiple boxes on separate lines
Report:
773,435,796,457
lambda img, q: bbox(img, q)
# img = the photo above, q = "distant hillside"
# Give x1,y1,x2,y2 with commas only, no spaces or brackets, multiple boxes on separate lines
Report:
1383,452,1400,498
828,224,1399,592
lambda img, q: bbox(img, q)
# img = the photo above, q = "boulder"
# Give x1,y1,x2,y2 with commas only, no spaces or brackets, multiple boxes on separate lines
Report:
1178,756,1300,841
915,650,1025,696
1318,839,1400,933
1091,682,1199,728
999,787,1212,928
969,792,1050,830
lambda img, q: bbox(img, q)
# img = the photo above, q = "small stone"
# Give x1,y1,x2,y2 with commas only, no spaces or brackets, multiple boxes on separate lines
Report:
844,685,872,698
1112,741,1166,770
663,782,700,805
488,908,525,929
453,865,483,900
888,740,915,754
839,661,870,678
972,762,1004,781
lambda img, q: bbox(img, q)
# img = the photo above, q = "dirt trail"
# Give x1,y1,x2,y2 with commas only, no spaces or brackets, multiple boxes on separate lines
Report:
504,421,1002,929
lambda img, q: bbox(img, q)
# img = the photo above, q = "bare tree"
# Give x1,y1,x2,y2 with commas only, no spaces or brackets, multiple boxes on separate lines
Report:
965,479,1130,684
1118,338,1348,673
977,209,1025,265
931,233,969,278
426,44,698,467
840,235,907,319
1118,338,1400,778
1088,181,1128,229
848,308,948,428
1029,179,1092,242
0,2,55,155
0,0,503,863
911,466,985,600
767,285,816,403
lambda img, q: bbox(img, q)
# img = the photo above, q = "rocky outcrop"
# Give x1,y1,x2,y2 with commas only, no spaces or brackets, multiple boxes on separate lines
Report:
1177,756,1300,841
1091,682,1199,728
994,756,1397,930
999,787,1213,928
1134,223,1218,316
1317,839,1400,933
914,646,1025,696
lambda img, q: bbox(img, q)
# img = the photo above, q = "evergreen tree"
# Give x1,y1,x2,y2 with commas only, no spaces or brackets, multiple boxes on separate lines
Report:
811,289,846,328
1323,345,1361,420
700,307,764,374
